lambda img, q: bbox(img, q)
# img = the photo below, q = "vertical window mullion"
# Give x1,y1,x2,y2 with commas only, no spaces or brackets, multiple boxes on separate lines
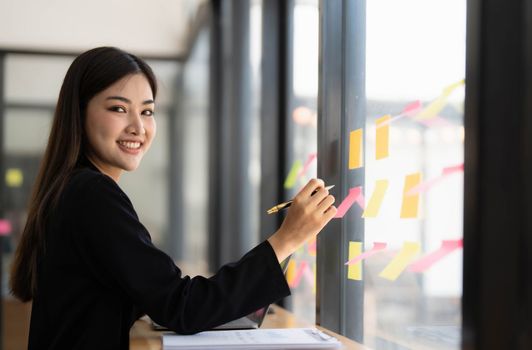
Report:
259,0,295,248
464,0,532,347
167,70,185,262
208,0,224,270
0,52,5,350
316,0,345,333
317,0,366,341
259,0,283,244
208,0,254,269
343,0,366,342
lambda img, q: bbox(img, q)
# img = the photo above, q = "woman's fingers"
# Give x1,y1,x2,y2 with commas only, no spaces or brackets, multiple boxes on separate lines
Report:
308,186,329,207
297,178,325,199
324,205,338,220
293,179,335,218
317,194,335,213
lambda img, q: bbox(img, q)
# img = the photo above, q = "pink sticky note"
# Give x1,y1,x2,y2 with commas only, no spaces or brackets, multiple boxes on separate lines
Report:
417,116,453,128
303,264,315,287
377,114,405,128
443,163,464,175
355,193,365,209
334,186,362,218
408,163,464,195
409,239,463,273
345,242,387,266
308,239,316,255
376,101,423,128
402,100,423,116
407,176,445,196
0,220,12,236
298,153,317,177
289,261,309,288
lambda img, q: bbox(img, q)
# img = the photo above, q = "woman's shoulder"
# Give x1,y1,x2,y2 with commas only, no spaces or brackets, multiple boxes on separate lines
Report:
69,166,114,189
64,167,125,204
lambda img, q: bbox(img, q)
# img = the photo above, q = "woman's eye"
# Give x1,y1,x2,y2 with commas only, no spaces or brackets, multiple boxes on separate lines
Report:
110,106,126,113
143,110,154,116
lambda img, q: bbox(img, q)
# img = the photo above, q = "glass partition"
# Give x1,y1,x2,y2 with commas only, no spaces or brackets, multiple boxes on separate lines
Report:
288,0,319,324
179,29,210,273
360,0,466,348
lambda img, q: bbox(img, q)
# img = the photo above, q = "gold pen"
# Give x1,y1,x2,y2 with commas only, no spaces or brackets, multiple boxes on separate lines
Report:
266,185,335,214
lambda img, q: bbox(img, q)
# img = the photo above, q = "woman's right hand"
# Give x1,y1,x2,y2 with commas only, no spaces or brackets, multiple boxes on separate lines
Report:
267,178,337,262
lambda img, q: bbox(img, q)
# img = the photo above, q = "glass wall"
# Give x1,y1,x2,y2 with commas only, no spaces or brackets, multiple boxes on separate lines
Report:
250,0,263,254
180,28,210,274
361,0,465,348
288,0,319,324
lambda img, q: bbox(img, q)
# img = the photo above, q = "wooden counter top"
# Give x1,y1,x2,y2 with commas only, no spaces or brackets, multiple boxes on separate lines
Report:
130,304,370,349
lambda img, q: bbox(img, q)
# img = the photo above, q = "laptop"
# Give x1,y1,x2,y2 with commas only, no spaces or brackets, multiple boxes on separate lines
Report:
152,256,290,331
151,304,270,331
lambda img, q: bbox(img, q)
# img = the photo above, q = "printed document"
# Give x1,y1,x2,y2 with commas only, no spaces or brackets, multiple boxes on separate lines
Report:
162,327,341,349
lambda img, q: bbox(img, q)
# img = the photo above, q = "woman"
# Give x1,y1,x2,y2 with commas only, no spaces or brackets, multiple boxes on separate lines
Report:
9,47,337,350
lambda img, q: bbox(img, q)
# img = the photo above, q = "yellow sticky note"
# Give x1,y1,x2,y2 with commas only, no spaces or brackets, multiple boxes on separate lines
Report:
285,259,297,285
400,172,422,218
6,168,23,188
348,129,363,169
347,241,362,280
284,160,302,189
376,115,391,160
416,79,465,120
362,180,389,218
379,241,420,281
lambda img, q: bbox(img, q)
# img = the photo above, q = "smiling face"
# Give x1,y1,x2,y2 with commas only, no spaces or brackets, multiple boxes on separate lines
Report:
84,73,156,181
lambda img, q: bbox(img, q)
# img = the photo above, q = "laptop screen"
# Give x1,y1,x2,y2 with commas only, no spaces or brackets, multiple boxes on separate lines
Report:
240,254,292,327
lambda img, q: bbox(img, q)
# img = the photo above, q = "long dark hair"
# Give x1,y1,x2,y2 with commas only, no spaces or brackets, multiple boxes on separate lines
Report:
10,47,158,302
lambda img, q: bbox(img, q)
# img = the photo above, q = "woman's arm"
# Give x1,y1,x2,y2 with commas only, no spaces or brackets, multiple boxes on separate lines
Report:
70,173,290,334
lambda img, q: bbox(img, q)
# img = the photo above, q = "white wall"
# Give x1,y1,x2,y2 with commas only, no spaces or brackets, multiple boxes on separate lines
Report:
0,0,203,56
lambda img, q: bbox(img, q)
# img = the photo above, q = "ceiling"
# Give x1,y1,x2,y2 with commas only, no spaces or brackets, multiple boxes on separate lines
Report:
0,0,208,59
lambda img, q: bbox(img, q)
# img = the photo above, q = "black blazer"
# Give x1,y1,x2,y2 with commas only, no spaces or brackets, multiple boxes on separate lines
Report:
28,164,290,350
